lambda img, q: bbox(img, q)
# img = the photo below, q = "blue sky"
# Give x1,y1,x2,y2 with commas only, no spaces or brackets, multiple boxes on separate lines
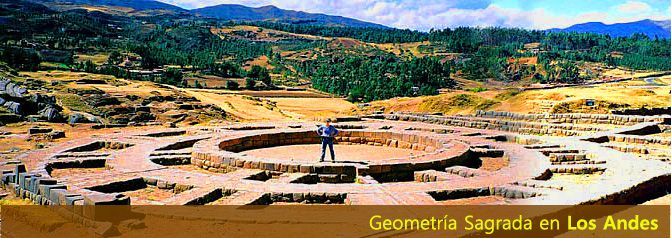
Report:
158,0,671,30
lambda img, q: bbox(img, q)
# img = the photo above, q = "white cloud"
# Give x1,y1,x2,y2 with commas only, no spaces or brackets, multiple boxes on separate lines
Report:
615,1,652,13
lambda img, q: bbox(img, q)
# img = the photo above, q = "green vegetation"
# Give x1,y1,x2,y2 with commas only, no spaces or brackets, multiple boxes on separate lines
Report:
306,56,453,101
247,65,272,87
1,0,671,104
245,78,256,90
226,80,239,90
0,47,41,71
56,94,100,114
468,87,488,93
495,89,521,101
419,94,498,113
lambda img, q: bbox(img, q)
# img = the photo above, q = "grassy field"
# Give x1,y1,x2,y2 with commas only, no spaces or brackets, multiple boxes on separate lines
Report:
366,73,671,115
178,88,353,121
185,75,245,88
75,53,110,64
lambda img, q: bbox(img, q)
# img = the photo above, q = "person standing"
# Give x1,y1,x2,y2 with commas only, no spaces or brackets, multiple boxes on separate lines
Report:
317,119,338,162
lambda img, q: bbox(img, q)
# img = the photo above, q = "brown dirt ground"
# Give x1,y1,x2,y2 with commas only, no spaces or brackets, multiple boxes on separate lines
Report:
243,144,424,162
478,157,510,172
123,186,178,205
49,167,109,178
0,123,165,159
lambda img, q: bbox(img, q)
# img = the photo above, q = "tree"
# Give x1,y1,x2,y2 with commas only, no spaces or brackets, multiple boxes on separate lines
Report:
260,72,272,87
107,51,123,65
226,80,239,90
0,47,41,71
163,68,183,85
247,65,272,88
245,78,256,90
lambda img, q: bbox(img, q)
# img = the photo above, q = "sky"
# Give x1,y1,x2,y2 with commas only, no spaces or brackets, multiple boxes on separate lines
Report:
157,0,671,30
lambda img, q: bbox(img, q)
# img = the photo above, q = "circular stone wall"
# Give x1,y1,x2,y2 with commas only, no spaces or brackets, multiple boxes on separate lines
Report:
243,144,422,162
191,130,472,182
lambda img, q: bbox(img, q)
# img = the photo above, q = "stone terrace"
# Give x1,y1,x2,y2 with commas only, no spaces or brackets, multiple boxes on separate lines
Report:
4,112,671,207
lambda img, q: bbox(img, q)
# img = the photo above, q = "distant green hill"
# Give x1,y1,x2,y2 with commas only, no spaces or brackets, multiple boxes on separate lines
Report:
27,0,388,28
548,20,671,39
191,4,388,28
28,0,186,11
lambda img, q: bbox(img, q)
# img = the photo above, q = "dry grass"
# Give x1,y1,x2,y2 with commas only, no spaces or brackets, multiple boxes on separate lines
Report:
367,72,671,115
267,97,354,120
211,26,328,41
497,80,671,113
185,75,244,89
20,71,116,82
419,94,498,114
75,53,110,64
243,55,273,70
371,41,449,58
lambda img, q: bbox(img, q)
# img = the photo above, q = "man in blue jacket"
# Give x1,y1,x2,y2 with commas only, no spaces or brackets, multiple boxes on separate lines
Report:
317,118,339,162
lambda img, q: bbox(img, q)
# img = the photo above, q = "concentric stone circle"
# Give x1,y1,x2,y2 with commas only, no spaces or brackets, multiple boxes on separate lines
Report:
5,113,671,206
192,129,471,181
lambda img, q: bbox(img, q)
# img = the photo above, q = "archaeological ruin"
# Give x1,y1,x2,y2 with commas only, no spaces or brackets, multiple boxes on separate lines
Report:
4,110,671,208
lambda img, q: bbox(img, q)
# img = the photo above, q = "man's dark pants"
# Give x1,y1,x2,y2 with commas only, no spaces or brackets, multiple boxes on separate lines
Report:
321,137,335,162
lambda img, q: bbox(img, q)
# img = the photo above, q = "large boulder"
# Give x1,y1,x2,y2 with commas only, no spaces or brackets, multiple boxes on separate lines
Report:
68,113,98,124
68,113,86,124
88,94,120,107
5,82,26,98
30,94,56,106
129,111,155,123
38,107,62,122
0,79,8,95
3,101,21,114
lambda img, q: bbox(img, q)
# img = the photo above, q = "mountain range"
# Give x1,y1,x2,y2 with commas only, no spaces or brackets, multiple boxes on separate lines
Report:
27,0,387,28
24,0,671,36
29,0,185,11
191,4,387,28
549,19,671,39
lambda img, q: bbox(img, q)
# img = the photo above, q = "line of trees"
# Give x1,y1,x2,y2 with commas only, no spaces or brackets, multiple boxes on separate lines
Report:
302,55,453,101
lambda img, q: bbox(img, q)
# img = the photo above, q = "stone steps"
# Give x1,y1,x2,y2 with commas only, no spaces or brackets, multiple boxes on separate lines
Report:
602,143,650,154
474,110,664,126
471,148,505,157
538,148,581,156
549,164,606,174
490,185,546,199
512,180,563,191
414,170,465,182
444,166,488,178
552,160,606,165
384,114,600,137
524,144,561,150
548,153,588,163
